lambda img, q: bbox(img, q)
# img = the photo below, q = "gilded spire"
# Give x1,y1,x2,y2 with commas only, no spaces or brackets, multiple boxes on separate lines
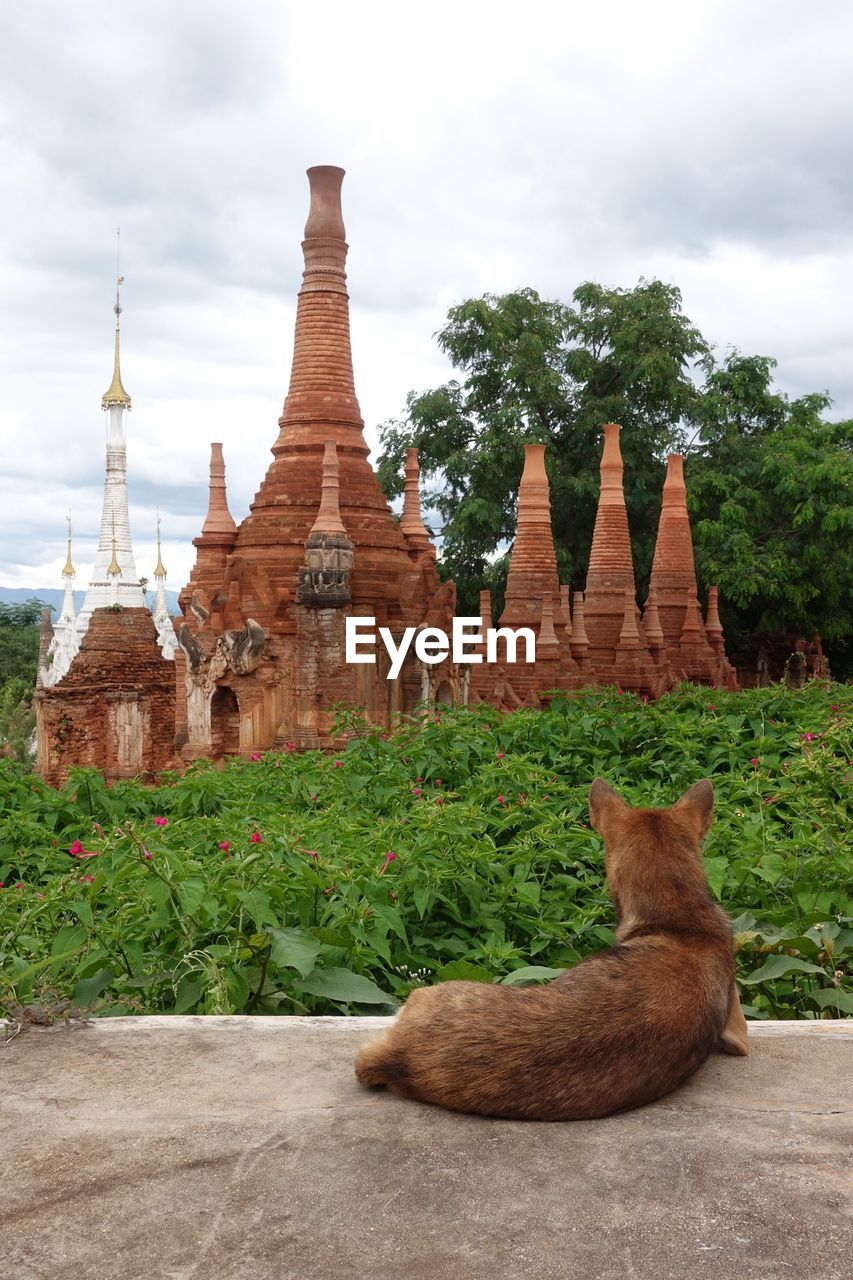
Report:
102,231,132,410
154,511,167,579
107,518,122,577
62,514,75,578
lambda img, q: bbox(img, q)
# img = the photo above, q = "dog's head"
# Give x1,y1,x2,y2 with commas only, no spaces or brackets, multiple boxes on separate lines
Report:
588,779,714,917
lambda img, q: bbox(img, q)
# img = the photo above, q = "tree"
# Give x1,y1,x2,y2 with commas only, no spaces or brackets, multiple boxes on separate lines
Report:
0,599,46,687
378,282,709,616
377,286,852,674
688,358,852,669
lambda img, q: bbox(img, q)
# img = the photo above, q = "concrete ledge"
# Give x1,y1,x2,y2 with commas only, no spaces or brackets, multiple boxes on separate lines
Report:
4,1017,851,1279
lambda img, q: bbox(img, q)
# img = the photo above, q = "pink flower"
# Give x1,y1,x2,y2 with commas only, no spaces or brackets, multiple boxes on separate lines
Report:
802,732,816,742
305,849,319,861
286,740,297,752
153,816,168,827
80,874,95,884
750,758,759,767
250,831,262,844
497,794,507,807
251,752,262,762
497,752,505,759
218,841,231,852
68,839,99,859
142,847,153,861
333,760,344,768
641,694,649,703
415,777,423,783
378,851,397,875
412,788,422,796
436,795,444,805
707,704,716,712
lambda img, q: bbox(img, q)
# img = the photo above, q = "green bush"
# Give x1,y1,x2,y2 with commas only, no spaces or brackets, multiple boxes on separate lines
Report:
1,683,849,1021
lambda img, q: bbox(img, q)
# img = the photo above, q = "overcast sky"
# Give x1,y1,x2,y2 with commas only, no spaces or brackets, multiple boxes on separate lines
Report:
1,0,851,595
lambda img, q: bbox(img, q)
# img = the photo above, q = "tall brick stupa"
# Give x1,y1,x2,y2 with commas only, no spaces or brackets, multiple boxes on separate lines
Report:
175,166,456,757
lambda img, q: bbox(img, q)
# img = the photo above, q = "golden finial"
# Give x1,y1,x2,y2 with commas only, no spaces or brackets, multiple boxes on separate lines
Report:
154,509,167,579
62,513,75,578
107,516,122,577
102,228,132,410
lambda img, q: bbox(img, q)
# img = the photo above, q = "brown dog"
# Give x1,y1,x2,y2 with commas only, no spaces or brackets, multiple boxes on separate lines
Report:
355,779,749,1120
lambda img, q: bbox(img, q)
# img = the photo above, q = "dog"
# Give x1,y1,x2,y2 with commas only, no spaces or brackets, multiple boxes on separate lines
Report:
354,778,749,1120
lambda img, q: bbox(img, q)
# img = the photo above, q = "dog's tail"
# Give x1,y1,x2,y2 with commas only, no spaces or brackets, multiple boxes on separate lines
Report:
355,1030,410,1092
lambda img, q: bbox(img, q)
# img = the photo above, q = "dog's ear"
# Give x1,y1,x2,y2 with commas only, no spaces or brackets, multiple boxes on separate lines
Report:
588,778,628,836
674,779,714,838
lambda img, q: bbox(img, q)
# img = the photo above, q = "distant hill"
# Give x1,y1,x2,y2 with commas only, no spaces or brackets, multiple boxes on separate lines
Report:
0,587,181,616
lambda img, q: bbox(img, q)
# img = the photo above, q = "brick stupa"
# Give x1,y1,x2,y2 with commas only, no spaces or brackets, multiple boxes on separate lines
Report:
493,443,581,699
175,166,454,757
647,454,737,688
583,424,662,694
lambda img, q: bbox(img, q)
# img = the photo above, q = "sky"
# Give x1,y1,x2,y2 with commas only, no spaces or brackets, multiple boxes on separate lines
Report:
1,0,851,595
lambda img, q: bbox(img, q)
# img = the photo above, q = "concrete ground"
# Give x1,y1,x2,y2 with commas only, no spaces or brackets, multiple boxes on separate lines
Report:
3,1016,851,1280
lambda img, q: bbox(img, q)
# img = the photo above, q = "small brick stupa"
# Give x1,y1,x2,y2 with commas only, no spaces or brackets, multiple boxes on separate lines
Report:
472,444,581,705
175,166,456,757
647,455,738,689
582,424,663,695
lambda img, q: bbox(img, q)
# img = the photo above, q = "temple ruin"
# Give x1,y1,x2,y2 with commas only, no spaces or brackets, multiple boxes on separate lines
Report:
36,165,744,784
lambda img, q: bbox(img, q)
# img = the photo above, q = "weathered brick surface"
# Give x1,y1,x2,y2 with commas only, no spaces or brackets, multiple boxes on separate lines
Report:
35,609,176,785
584,424,659,693
175,166,448,756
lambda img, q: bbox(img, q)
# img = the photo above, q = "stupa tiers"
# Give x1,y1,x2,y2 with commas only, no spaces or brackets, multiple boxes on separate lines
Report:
35,275,177,785
174,166,457,758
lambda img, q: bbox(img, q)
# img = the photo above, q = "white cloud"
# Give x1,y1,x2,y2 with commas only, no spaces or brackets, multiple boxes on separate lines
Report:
1,0,851,593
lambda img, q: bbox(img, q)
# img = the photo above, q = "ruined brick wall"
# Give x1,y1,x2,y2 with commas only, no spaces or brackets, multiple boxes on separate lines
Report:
35,608,175,785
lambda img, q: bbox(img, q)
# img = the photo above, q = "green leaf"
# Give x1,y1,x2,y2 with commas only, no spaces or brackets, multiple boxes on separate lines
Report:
295,966,396,1005
500,965,566,985
267,927,322,978
740,955,826,985
176,877,206,915
72,967,113,1007
808,988,853,1015
435,960,492,983
173,976,204,1014
703,856,729,900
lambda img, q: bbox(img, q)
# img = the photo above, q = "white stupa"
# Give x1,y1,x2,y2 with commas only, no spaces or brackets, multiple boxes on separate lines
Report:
152,511,178,660
40,515,80,686
74,260,145,637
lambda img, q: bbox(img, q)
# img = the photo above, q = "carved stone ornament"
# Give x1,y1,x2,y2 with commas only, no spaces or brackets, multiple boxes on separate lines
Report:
298,532,354,608
217,618,267,675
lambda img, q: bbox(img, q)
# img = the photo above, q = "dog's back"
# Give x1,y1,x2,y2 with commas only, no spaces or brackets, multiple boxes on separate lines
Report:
355,780,746,1120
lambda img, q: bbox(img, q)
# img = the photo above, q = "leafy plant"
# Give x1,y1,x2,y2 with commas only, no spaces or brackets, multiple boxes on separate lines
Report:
1,683,849,1020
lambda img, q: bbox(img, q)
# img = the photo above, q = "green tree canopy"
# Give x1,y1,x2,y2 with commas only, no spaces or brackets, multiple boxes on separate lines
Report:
0,598,46,688
377,284,852,675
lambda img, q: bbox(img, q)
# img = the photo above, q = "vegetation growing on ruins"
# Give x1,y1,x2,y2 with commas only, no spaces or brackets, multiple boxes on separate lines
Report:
1,683,849,1025
377,283,853,674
